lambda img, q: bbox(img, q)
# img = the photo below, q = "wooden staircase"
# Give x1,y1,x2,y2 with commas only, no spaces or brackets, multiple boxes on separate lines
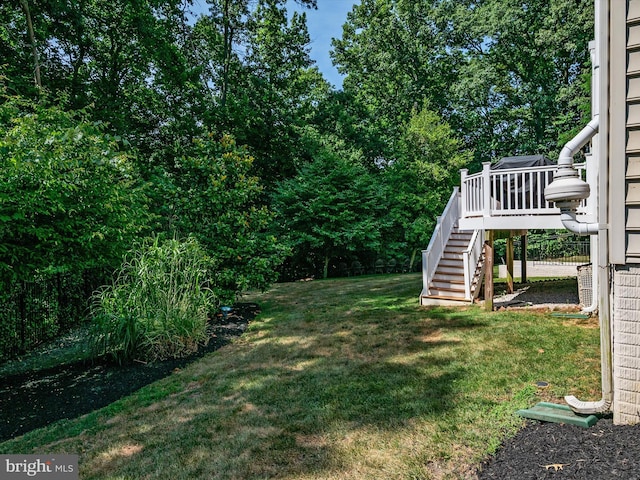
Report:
420,189,486,306
421,228,485,304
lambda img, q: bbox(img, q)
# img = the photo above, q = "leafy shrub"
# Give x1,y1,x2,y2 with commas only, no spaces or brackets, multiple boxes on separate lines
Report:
166,134,288,304
0,96,149,282
89,237,216,364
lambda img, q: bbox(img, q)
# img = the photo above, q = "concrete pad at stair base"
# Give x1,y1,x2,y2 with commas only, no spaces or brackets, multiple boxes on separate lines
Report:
498,261,579,279
420,297,471,306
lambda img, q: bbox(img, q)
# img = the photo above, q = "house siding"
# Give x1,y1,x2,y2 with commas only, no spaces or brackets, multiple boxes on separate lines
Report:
613,265,640,424
626,1,640,260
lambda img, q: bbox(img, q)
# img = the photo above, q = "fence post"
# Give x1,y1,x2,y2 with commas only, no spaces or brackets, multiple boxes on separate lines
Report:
18,281,26,354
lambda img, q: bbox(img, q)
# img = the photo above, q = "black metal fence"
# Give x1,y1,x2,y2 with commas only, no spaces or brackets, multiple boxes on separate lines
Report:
0,269,112,361
494,233,591,266
277,254,422,282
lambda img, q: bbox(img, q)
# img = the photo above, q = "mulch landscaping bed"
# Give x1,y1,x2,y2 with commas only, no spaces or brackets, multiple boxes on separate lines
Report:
0,303,258,442
477,418,640,479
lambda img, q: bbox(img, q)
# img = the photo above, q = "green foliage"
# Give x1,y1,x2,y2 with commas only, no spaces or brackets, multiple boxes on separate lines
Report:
202,0,326,181
167,134,288,303
440,0,593,162
272,129,391,278
0,96,149,281
89,237,216,364
333,0,593,165
384,105,471,261
0,0,599,311
332,0,456,152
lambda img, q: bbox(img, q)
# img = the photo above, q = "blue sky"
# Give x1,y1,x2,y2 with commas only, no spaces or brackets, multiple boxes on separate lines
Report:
285,1,358,89
190,1,357,89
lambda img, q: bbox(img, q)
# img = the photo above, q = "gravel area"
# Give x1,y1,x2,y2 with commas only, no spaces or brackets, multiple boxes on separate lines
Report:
492,278,582,311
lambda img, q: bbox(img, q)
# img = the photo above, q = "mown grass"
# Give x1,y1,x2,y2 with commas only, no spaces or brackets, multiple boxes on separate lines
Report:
0,273,601,479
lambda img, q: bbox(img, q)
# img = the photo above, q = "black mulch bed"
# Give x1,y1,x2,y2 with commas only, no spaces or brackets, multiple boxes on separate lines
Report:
0,303,258,442
477,418,640,479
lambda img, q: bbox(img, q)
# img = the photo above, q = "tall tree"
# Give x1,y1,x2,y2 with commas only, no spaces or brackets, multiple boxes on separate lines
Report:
332,0,593,166
437,0,593,162
240,0,326,180
272,129,391,278
19,0,41,88
167,134,288,302
385,104,471,266
331,0,457,159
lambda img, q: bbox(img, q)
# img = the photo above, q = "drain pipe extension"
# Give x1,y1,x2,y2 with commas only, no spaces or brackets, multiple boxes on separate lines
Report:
565,226,612,414
558,117,599,168
559,209,600,236
581,234,599,314
544,114,612,414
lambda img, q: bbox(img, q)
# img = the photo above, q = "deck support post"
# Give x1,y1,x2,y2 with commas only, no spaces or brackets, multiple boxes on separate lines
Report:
521,234,528,283
506,235,514,294
484,231,494,311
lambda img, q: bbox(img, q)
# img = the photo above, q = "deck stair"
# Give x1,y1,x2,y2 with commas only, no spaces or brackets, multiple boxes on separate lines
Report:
422,229,484,303
420,189,486,305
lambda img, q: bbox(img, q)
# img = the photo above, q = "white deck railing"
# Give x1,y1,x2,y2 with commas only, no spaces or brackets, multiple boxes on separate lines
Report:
463,228,485,300
460,161,591,219
422,187,460,296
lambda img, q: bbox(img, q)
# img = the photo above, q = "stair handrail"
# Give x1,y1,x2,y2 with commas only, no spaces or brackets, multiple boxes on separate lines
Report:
422,188,460,296
462,228,485,300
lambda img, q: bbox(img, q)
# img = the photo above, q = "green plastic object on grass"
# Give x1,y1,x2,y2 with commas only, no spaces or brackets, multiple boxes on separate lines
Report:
516,402,599,428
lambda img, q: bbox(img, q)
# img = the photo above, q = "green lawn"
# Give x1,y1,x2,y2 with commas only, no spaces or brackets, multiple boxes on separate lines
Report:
0,273,601,479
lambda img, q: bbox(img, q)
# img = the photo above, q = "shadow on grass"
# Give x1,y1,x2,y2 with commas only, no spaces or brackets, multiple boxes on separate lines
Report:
2,276,511,479
16,311,474,479
95,337,467,479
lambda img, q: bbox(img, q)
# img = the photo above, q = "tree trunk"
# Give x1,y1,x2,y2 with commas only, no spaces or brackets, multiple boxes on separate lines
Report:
221,0,232,108
323,254,330,279
20,0,41,88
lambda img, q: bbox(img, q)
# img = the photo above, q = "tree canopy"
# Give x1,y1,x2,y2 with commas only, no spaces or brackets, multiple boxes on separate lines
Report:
1,0,594,287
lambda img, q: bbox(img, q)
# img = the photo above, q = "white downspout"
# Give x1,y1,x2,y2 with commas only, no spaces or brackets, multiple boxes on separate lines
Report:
544,119,612,413
564,228,612,414
543,2,612,414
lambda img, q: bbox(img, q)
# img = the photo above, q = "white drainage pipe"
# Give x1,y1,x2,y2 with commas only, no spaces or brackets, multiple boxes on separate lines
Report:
544,114,612,415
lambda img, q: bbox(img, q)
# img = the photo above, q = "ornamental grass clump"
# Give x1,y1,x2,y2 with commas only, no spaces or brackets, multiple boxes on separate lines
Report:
89,237,216,364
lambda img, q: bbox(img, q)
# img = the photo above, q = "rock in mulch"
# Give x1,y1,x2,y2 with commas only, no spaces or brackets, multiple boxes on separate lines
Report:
477,418,640,479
